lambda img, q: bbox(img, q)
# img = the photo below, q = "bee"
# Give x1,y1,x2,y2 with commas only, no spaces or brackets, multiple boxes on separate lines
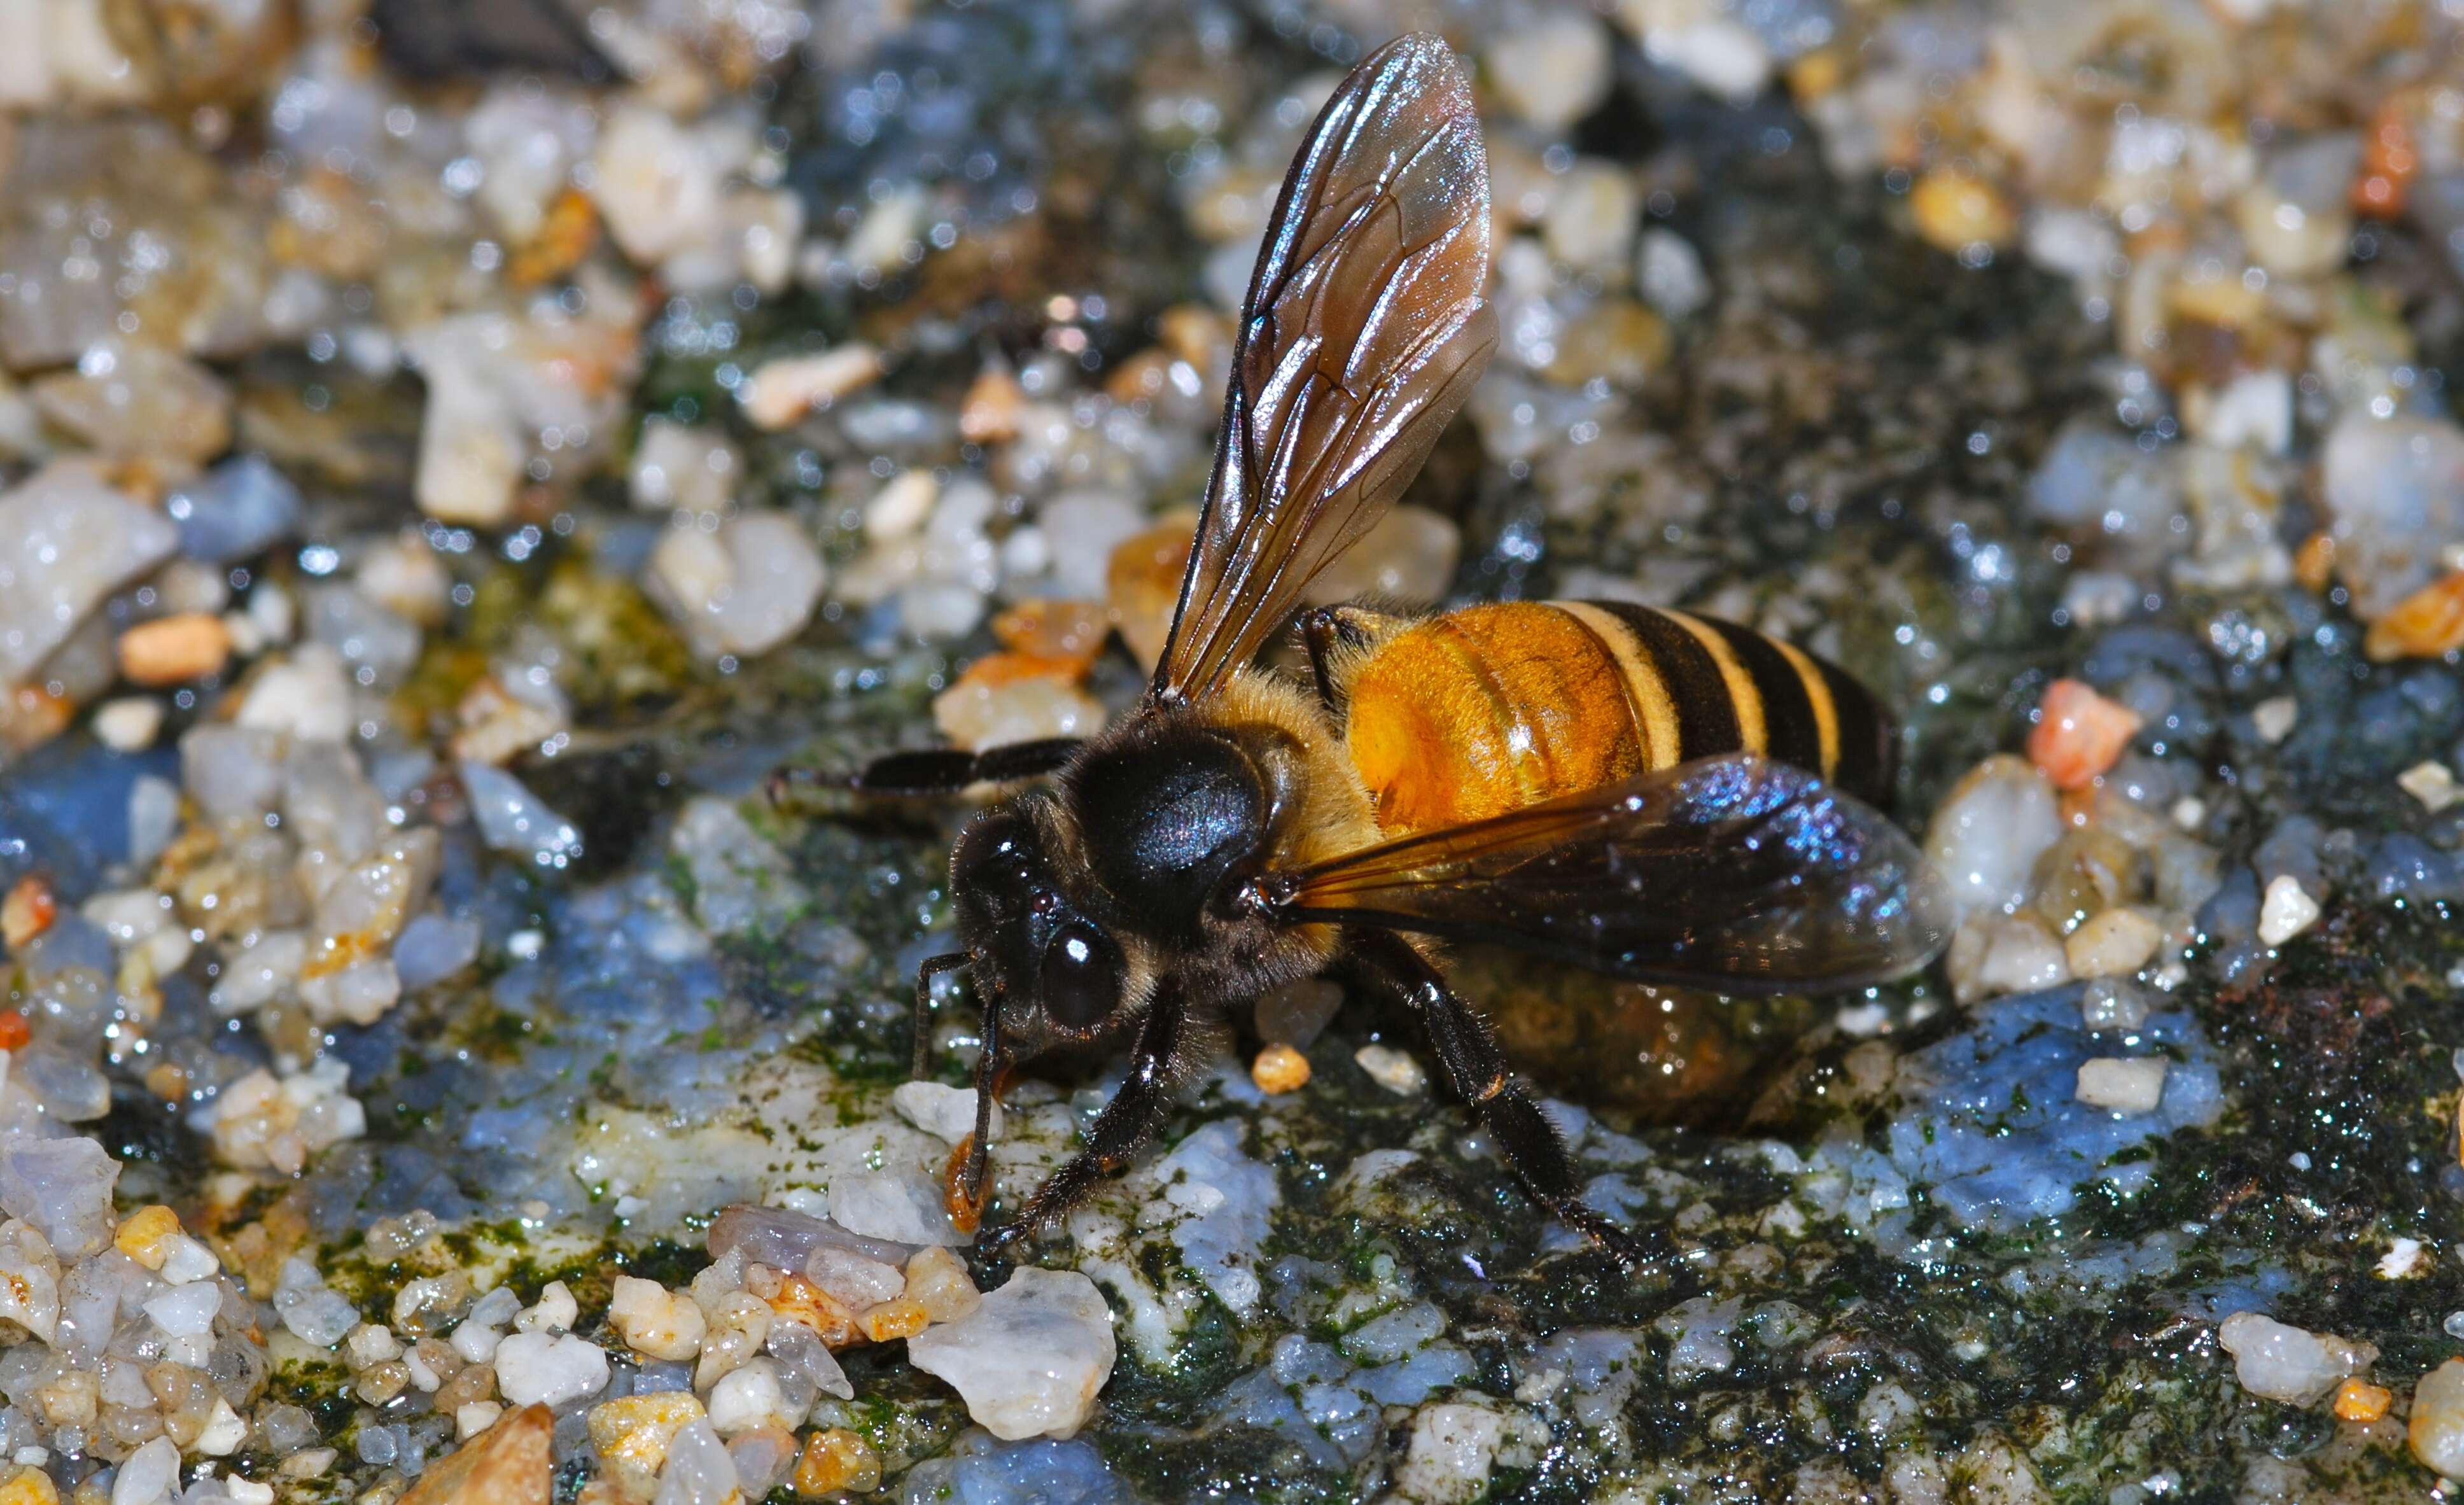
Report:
823,33,1950,1264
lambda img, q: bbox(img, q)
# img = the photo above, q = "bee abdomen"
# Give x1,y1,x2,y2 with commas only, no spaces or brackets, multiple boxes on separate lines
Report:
1341,600,1892,838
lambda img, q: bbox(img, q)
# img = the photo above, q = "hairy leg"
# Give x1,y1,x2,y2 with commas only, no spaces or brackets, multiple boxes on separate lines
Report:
909,951,970,1080
978,982,1188,1252
1341,931,1653,1268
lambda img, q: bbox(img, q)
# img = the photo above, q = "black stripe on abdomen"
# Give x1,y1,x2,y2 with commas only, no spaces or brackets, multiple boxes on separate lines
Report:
1586,603,1742,762
1695,615,1826,777
1817,657,1893,804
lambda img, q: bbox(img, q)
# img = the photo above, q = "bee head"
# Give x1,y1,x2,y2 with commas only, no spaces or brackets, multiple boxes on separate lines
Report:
948,799,1135,1061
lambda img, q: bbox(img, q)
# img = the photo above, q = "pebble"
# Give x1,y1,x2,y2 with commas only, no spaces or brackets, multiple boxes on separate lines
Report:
960,367,1025,444
654,1418,738,1505
1354,1044,1427,1096
589,104,725,267
827,1168,965,1247
864,470,939,543
1251,1044,1311,1095
906,1268,1117,1441
2334,1378,2392,1423
0,464,179,689
932,675,1105,753
90,696,163,752
2415,1361,2464,1474
1635,229,1712,319
2216,1312,2374,1406
2400,760,2461,813
587,1391,707,1497
608,1275,706,1361
1390,1402,1541,1505
1299,505,1460,610
2027,679,2142,790
1540,162,1641,274
1924,755,2062,921
902,1247,981,1326
165,455,302,564
706,1360,797,1436
1486,15,1612,132
2318,413,2464,621
235,646,352,742
793,1428,881,1496
356,531,453,627
396,1403,550,1505
739,346,881,431
2063,909,2162,979
646,511,829,660
491,1331,609,1408
2074,1057,2167,1115
1910,170,2015,252
630,419,742,515
109,1437,178,1505
890,1082,1000,1144
116,612,232,687
1947,913,2069,1004
1619,0,1772,103
2257,874,2321,947
2364,570,2464,662
459,762,584,869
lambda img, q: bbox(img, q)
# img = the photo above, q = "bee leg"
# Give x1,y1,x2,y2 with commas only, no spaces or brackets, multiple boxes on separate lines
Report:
771,737,1085,802
979,981,1187,1252
1299,606,1402,715
1343,932,1655,1271
910,951,970,1079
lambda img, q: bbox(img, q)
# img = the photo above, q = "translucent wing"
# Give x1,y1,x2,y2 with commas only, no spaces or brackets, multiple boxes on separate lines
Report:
1152,32,1496,706
1260,755,1954,994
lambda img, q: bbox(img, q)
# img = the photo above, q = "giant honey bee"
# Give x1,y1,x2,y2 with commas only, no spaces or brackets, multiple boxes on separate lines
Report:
825,33,1949,1264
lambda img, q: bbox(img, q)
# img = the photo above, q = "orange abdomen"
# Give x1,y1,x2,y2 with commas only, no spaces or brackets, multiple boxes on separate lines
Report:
1342,600,1891,837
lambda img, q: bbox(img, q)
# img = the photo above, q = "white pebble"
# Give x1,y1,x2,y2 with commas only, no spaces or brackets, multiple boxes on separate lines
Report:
2217,1312,2373,1406
890,1082,1000,1144
931,676,1104,753
92,697,164,752
705,1358,798,1436
2414,1359,2464,1474
2074,1057,2167,1115
738,346,881,430
906,1267,1117,1441
646,510,828,661
491,1330,609,1408
459,761,584,869
827,1169,966,1247
1635,229,1711,319
2252,696,2298,744
2399,760,2460,813
2258,874,2321,947
195,1397,246,1456
864,470,939,542
111,1437,179,1505
1922,756,2063,922
457,1401,505,1439
608,1274,706,1361
515,1280,579,1333
1354,1044,1427,1096
2379,1238,2430,1279
1486,15,1612,132
2062,908,2162,979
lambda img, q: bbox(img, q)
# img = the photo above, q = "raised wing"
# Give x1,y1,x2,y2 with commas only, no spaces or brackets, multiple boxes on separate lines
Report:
1152,32,1496,706
1257,755,1953,994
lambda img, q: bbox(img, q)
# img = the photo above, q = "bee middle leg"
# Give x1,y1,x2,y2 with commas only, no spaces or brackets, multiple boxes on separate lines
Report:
979,980,1189,1252
1341,931,1655,1270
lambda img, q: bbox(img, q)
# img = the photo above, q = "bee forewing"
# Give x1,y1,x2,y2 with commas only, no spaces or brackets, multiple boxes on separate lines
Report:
1268,753,1956,995
1154,32,1496,706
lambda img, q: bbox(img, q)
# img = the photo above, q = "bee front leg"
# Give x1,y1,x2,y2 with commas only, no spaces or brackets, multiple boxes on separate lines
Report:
978,981,1188,1252
1298,606,1403,715
1341,932,1656,1271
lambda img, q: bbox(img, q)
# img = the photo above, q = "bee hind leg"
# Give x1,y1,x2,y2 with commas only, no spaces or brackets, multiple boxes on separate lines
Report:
1299,606,1403,715
1343,931,1656,1271
978,980,1188,1252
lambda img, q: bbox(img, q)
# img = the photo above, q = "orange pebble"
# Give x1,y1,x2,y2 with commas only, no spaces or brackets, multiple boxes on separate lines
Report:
767,1274,860,1348
2364,570,2464,662
0,1012,27,1053
1251,1043,1312,1095
991,598,1110,672
1105,512,1199,671
2027,679,2142,791
2,874,56,951
2334,1377,2392,1423
949,650,1088,692
2292,531,2337,595
855,1298,929,1343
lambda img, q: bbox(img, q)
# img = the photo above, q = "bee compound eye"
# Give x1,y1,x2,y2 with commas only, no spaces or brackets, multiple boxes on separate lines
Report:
1038,921,1121,1033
